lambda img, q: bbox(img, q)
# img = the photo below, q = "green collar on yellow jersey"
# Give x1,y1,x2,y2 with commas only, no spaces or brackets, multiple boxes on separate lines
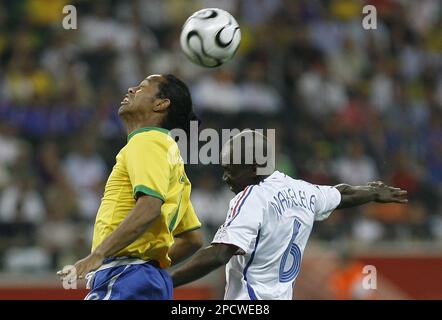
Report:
127,127,170,141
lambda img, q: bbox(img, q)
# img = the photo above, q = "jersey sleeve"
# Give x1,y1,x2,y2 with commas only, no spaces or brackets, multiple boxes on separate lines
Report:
211,186,262,254
173,202,202,236
313,185,342,221
125,134,170,202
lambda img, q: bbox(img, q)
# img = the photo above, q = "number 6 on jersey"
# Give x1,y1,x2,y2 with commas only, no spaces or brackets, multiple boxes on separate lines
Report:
279,219,302,283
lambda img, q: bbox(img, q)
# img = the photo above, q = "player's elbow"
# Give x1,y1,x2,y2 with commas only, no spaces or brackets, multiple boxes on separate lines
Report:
334,183,353,195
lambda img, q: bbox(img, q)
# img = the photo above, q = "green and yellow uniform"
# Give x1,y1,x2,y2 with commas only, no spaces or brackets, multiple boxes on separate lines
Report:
91,127,201,268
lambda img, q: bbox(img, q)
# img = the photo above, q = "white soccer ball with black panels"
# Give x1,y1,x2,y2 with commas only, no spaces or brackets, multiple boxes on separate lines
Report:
180,8,241,68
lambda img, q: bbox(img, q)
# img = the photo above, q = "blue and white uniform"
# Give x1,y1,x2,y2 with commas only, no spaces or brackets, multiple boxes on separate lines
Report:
212,171,341,300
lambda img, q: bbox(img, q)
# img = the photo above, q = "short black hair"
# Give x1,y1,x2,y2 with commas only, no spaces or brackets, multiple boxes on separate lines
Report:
157,74,199,134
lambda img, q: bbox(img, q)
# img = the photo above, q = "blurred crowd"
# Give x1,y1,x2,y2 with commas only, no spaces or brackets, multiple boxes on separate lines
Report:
0,0,441,273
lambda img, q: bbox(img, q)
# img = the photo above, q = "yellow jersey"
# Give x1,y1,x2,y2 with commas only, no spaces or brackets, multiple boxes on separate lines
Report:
91,127,201,268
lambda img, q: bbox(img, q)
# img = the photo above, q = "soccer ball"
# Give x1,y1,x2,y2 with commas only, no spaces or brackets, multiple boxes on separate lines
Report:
180,8,241,68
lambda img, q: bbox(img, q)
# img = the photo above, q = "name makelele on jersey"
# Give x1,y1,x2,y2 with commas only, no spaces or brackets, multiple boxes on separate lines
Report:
270,187,317,215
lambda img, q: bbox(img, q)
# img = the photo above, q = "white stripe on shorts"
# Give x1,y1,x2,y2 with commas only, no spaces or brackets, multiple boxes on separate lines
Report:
103,265,130,300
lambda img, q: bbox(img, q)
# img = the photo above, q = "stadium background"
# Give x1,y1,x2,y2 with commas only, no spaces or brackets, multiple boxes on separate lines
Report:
0,0,441,299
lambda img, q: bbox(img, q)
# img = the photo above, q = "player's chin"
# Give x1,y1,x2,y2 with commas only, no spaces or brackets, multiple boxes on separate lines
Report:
118,102,131,115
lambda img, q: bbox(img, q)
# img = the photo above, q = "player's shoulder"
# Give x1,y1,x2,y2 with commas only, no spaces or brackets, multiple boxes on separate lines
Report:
291,178,338,197
285,175,324,193
262,170,301,190
229,184,260,206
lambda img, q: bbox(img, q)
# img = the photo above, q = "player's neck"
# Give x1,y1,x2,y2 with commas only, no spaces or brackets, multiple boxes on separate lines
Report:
122,117,164,136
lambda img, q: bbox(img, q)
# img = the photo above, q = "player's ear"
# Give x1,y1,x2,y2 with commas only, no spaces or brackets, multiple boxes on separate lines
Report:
153,98,170,112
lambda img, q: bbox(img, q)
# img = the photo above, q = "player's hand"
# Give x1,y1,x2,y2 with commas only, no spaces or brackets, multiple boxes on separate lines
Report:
367,181,408,204
57,252,104,281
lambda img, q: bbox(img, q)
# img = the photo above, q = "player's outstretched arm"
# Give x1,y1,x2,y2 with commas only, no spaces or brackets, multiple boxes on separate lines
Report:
57,195,162,280
171,243,238,288
335,181,408,209
169,229,203,266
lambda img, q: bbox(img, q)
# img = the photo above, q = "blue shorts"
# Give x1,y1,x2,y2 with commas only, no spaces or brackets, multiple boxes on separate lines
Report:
85,257,173,300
